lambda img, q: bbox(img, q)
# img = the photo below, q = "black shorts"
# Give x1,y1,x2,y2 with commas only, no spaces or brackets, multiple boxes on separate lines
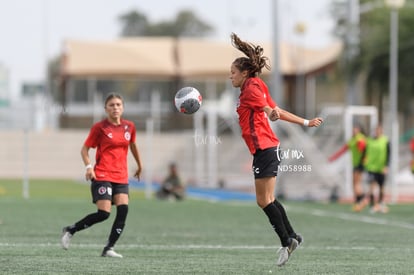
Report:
252,146,281,179
367,172,386,186
353,164,364,172
90,180,129,204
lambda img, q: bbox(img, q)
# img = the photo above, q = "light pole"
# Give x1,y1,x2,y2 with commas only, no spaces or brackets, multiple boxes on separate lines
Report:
385,0,405,203
294,22,307,117
346,0,360,105
271,0,284,108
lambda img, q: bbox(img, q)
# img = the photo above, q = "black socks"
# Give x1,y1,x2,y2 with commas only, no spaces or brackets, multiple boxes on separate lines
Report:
356,194,365,203
262,202,290,247
70,209,110,234
273,199,296,239
105,204,128,248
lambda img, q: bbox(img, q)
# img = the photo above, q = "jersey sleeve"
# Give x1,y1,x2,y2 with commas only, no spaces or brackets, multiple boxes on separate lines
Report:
129,122,136,143
266,93,277,109
244,82,268,111
84,123,101,148
263,82,277,109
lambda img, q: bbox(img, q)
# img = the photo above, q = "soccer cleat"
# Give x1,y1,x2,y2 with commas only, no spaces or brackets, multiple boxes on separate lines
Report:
101,247,123,258
295,233,303,246
352,204,361,212
370,204,381,214
277,238,298,267
353,199,368,212
379,203,389,214
61,227,73,250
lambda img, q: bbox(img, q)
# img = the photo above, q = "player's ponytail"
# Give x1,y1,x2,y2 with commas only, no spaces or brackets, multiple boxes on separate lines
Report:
231,33,270,77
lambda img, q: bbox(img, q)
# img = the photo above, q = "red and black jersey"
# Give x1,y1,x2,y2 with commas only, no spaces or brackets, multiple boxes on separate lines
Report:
237,77,279,154
84,119,136,184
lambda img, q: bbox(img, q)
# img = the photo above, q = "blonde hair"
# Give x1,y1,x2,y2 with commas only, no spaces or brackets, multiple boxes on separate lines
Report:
230,33,270,77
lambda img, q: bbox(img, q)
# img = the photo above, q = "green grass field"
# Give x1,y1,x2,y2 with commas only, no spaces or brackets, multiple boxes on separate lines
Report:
1,179,414,274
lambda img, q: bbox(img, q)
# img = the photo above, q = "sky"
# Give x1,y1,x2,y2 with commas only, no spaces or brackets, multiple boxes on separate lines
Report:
0,0,336,101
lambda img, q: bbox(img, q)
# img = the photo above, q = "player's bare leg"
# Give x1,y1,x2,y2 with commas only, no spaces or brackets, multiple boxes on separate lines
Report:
352,170,366,212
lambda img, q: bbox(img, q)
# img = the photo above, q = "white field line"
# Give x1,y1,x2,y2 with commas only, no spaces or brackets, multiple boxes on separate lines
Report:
0,242,280,250
1,242,413,252
1,204,413,250
223,201,414,230
286,206,414,230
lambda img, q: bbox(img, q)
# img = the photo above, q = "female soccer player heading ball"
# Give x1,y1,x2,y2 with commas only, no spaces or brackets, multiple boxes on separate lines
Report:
61,93,143,258
229,33,323,267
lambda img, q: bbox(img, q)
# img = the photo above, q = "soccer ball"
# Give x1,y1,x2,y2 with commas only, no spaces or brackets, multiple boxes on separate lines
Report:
174,87,202,114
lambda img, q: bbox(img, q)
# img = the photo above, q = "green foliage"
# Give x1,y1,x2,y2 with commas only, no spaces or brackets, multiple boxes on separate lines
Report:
118,10,149,37
1,180,414,274
331,0,414,121
118,9,213,38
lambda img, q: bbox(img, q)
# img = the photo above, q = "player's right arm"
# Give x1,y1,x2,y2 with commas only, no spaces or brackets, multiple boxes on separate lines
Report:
276,108,322,127
81,145,95,181
328,144,349,162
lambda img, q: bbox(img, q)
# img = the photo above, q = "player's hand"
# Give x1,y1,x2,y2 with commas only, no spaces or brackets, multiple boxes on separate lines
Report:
308,117,323,127
85,169,95,181
269,107,280,121
134,166,142,180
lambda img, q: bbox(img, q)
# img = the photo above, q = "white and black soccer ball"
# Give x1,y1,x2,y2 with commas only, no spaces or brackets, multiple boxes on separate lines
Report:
174,87,202,114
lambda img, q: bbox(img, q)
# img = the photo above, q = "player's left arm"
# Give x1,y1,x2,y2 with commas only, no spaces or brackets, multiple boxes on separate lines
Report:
130,142,143,180
277,107,323,127
383,141,391,174
263,106,280,121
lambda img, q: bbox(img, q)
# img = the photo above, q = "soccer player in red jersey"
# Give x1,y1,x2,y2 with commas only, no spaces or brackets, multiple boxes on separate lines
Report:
230,33,323,267
61,93,143,258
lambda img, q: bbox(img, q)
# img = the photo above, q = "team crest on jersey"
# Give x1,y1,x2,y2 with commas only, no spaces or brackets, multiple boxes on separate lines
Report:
107,133,113,139
98,186,107,195
124,131,131,141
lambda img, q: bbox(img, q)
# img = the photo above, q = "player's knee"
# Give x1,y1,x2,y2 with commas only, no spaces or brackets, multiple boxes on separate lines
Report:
256,199,268,209
97,209,110,222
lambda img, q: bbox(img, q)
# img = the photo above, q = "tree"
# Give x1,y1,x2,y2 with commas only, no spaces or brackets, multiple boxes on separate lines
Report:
331,0,414,127
118,9,213,37
118,10,150,36
170,10,213,37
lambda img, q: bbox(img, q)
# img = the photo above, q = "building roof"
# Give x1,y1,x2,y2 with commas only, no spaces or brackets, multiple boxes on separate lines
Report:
61,37,343,79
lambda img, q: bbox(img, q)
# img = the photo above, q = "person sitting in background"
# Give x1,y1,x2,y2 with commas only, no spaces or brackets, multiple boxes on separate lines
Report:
156,163,185,201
